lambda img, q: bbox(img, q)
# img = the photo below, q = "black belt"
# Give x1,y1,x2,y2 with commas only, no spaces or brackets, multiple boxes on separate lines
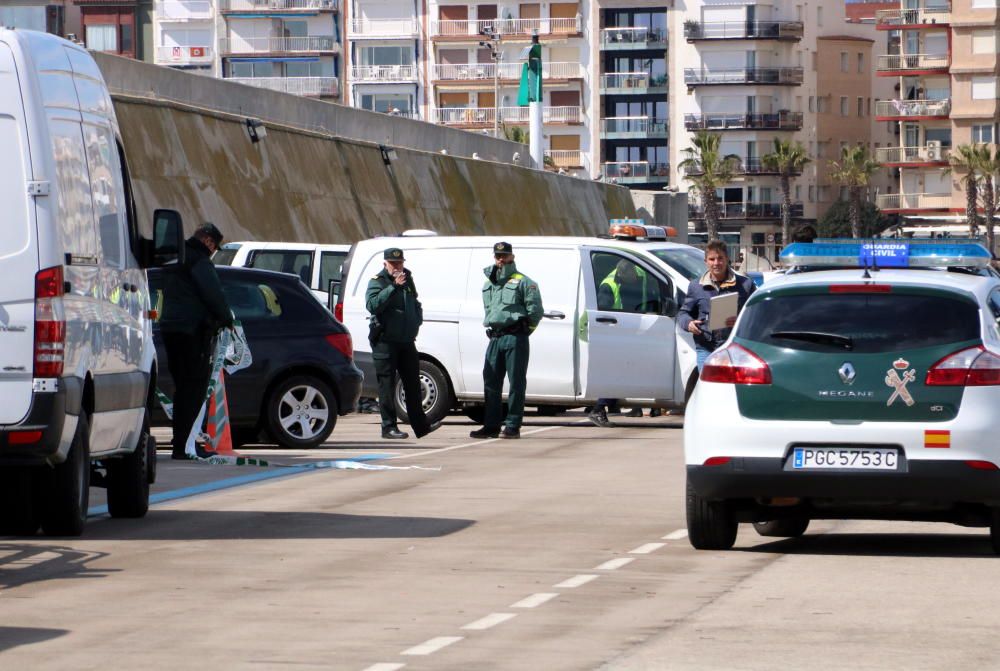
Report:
486,324,527,338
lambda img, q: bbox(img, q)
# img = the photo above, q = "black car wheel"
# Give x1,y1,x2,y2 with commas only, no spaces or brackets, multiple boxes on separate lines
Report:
107,416,151,519
395,360,452,425
752,519,809,538
686,480,737,550
265,375,338,449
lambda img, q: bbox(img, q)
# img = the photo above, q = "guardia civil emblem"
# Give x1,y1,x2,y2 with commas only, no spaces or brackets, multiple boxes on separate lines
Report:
885,358,916,407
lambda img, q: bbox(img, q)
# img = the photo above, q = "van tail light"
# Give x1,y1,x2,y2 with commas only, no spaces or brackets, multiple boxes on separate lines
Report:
700,343,772,385
325,333,353,361
926,346,1000,386
334,302,343,323
34,266,66,378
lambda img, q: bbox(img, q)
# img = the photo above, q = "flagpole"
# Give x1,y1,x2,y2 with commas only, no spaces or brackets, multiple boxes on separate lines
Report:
528,31,543,169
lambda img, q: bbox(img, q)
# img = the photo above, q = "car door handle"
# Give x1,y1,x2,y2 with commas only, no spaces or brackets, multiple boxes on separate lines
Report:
543,311,566,320
596,317,618,324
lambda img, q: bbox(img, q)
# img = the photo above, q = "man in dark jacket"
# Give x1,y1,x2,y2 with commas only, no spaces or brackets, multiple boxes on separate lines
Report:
160,223,234,459
677,239,756,372
365,248,440,439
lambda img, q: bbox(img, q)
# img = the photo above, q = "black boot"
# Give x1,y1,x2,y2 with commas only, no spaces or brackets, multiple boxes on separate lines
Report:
382,427,409,439
469,427,500,439
588,405,611,428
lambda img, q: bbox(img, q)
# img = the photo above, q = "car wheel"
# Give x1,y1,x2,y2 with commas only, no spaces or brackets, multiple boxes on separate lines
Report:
686,480,737,550
395,360,452,425
107,419,151,519
752,519,809,538
40,414,90,537
265,375,338,449
0,467,42,536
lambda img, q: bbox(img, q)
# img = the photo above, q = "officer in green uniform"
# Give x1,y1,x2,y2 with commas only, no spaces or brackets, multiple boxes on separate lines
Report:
365,248,440,440
470,242,544,440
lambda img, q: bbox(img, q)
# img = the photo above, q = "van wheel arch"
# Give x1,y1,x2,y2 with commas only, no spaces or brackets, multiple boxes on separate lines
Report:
395,354,456,425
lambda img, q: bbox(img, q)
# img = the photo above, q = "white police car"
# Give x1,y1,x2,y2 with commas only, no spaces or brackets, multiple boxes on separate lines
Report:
684,240,1000,552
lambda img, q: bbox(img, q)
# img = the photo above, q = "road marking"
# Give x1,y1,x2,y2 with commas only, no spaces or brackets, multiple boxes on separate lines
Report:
401,637,464,656
595,557,634,570
510,592,558,609
554,574,598,589
662,529,688,540
362,664,405,671
462,612,517,630
394,419,591,460
630,542,666,554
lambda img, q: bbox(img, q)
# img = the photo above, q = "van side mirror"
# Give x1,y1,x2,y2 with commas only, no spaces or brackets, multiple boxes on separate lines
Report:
145,209,186,267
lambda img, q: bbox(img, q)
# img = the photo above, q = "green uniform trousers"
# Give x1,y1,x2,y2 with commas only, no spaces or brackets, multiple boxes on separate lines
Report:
374,341,431,436
483,333,530,431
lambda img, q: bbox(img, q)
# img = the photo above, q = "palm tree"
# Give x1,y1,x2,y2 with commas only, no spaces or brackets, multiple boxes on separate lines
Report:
948,144,988,238
828,145,880,238
679,131,741,239
975,145,1000,254
762,139,811,248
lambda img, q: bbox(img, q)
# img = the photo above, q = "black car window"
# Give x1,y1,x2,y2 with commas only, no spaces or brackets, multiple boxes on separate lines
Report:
989,288,1000,322
222,277,325,323
737,292,980,353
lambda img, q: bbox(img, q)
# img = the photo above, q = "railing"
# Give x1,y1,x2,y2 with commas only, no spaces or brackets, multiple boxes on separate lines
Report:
875,3,950,26
874,98,951,118
220,0,337,9
603,161,649,179
433,106,582,125
876,53,949,72
347,18,418,37
544,150,589,171
684,67,804,85
599,72,668,90
430,16,581,38
219,36,338,53
684,157,801,176
684,112,803,130
683,21,804,40
349,64,418,82
601,116,668,135
227,76,339,97
875,145,951,164
155,44,214,64
876,193,951,210
599,27,667,46
689,202,804,219
432,61,583,81
155,1,213,20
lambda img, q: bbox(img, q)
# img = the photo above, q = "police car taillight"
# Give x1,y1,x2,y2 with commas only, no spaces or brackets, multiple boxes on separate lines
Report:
34,266,66,379
700,344,771,385
926,346,1000,386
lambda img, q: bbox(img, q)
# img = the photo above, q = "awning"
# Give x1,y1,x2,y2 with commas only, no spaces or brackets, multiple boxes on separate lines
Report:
226,57,320,63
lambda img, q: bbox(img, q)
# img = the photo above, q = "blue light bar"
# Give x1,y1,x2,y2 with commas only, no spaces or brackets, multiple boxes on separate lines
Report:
780,239,992,268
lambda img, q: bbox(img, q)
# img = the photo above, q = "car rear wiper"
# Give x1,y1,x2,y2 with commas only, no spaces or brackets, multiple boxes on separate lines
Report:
769,330,854,350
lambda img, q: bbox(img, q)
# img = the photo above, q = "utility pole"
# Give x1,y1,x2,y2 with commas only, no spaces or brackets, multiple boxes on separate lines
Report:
479,26,502,138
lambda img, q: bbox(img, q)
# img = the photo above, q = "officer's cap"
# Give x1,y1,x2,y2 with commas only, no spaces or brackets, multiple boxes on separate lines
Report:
196,223,224,246
384,248,406,261
493,241,513,255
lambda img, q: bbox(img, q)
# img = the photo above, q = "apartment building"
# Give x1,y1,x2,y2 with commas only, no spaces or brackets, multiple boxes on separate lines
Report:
344,0,421,115
154,0,218,74
0,2,82,38
873,0,998,230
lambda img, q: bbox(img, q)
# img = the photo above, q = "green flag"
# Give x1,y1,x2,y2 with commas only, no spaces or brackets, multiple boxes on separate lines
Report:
517,44,542,105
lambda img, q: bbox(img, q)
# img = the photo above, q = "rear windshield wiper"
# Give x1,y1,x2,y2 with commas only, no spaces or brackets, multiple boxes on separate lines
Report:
769,330,854,350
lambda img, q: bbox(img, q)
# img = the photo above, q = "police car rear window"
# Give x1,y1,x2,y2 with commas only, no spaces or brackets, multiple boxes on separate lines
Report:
736,293,980,353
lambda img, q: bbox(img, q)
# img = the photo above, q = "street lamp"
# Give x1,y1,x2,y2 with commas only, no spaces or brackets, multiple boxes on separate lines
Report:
479,25,502,138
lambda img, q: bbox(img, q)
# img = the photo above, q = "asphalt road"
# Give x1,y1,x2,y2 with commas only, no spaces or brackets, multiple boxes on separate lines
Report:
1,411,999,670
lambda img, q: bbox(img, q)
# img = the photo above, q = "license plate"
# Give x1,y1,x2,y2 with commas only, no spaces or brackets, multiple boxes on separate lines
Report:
791,447,899,471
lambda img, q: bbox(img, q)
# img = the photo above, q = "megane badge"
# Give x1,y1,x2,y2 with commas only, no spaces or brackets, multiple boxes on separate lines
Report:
838,362,856,385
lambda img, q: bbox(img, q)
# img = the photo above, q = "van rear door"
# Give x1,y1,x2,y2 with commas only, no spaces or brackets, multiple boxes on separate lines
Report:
0,42,39,424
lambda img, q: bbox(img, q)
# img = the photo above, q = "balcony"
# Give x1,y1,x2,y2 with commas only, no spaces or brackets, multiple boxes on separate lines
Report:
600,116,668,139
602,161,670,184
876,53,949,76
877,192,951,212
219,36,339,54
684,67,804,87
599,72,668,95
350,64,417,83
433,106,582,127
875,145,950,166
430,16,582,39
155,1,213,21
228,76,339,97
155,44,214,65
684,157,802,177
432,61,583,83
875,2,950,29
684,111,803,131
347,18,418,39
599,27,667,50
545,150,589,171
689,202,803,220
874,98,950,120
683,21,804,42
219,0,337,11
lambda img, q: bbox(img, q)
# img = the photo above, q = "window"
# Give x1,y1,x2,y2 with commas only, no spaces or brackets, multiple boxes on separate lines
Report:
221,278,322,322
86,24,117,51
972,76,996,100
817,97,829,113
867,97,871,115
808,96,815,112
319,251,347,291
858,52,864,73
811,51,818,71
795,185,802,199
972,30,997,54
856,97,863,116
808,185,815,202
973,124,995,143
840,96,849,116
840,52,849,72
247,250,313,285
817,6,823,26
590,252,666,315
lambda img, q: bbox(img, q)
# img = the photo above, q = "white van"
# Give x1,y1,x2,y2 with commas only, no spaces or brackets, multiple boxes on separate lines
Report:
339,233,707,423
0,29,183,535
214,241,350,306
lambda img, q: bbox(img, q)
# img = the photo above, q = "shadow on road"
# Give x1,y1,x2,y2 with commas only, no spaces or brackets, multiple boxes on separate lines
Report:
85,510,475,541
0,544,117,589
0,626,69,652
745,532,996,558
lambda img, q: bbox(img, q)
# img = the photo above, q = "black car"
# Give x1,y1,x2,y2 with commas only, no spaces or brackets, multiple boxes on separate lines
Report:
148,266,363,449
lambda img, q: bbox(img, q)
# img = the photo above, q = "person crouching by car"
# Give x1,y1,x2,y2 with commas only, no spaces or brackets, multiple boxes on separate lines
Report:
677,239,756,373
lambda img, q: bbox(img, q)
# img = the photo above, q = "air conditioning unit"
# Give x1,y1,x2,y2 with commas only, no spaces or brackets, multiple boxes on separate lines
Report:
926,140,942,160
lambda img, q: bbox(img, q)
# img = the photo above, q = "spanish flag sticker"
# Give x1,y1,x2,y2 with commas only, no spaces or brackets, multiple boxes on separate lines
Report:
924,430,951,449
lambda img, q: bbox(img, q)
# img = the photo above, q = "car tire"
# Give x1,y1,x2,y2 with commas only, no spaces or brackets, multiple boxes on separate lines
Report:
395,359,452,425
752,519,809,538
0,467,42,536
40,414,90,537
107,420,151,519
686,480,737,550
265,375,338,449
